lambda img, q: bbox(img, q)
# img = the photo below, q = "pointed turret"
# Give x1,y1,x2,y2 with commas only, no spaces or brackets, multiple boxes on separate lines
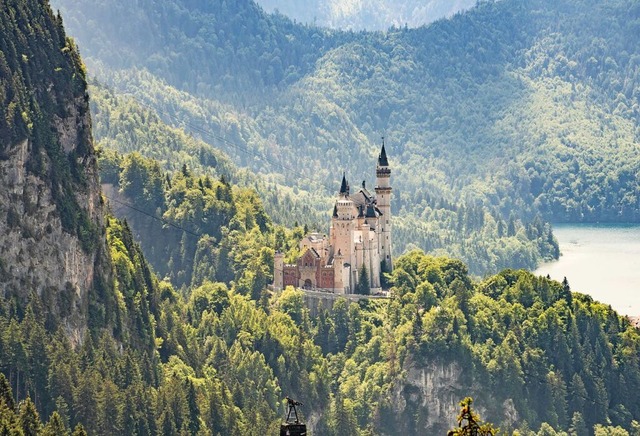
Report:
378,137,389,167
376,138,390,179
333,204,338,217
339,172,349,196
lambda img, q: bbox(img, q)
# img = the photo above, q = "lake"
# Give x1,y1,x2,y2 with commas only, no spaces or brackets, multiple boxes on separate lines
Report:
534,223,640,317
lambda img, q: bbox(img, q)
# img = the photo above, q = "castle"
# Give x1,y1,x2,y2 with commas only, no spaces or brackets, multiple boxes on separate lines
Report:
274,141,392,294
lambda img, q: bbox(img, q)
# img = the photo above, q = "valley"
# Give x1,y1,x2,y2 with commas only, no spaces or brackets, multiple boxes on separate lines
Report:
1,0,639,434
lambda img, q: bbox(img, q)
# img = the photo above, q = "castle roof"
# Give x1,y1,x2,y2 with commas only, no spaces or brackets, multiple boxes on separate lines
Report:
340,172,349,195
302,247,320,259
378,139,389,167
366,204,377,218
351,188,373,208
305,233,324,243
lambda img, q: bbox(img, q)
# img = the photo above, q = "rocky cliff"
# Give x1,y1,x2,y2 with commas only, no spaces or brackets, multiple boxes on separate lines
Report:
0,0,109,342
387,357,519,434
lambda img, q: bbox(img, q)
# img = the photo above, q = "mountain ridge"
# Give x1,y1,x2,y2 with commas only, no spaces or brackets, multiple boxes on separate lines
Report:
50,0,640,226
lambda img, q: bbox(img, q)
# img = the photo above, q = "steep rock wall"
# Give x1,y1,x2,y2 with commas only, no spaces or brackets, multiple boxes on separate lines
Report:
0,99,108,343
390,358,519,433
0,0,110,342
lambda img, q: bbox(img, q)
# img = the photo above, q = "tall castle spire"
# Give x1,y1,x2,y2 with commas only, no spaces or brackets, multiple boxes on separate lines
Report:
339,172,349,196
375,137,392,273
378,136,389,167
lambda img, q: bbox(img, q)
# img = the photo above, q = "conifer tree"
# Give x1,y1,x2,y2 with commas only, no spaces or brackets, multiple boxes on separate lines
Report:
19,397,42,436
186,380,200,436
42,411,67,436
71,423,87,436
569,412,587,436
0,374,15,411
356,265,370,295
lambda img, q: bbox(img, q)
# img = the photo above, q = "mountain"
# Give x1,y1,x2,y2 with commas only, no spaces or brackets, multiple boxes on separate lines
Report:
0,0,108,340
49,0,640,229
59,0,640,275
2,2,640,434
255,0,477,30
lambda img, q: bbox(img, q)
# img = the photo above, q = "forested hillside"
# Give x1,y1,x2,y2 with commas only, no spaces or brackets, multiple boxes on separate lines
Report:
0,0,109,336
89,82,329,229
4,238,640,434
255,0,477,30
90,82,558,276
3,0,640,435
51,0,640,275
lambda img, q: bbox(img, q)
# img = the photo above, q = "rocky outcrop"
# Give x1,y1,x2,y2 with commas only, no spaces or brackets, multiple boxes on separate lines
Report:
0,78,108,344
389,358,519,434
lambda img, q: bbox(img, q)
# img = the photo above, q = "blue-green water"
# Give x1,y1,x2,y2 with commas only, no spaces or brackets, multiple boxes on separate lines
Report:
534,223,640,317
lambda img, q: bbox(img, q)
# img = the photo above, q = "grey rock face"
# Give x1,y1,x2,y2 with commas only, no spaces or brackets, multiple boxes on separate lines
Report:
0,95,108,344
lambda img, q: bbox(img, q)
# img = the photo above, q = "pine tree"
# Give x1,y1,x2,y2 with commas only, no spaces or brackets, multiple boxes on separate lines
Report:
185,380,200,436
71,423,87,436
412,309,423,342
356,264,370,295
42,412,67,436
0,374,15,411
569,412,587,436
18,397,42,436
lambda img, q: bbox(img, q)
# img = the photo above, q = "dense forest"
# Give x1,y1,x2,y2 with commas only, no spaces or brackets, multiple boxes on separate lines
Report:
90,83,559,277
2,232,640,434
255,0,477,30
2,0,640,434
51,0,640,226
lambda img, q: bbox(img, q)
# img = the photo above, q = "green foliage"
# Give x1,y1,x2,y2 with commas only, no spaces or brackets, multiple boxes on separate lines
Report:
1,222,640,434
18,397,41,436
384,249,640,433
355,264,370,295
101,151,277,291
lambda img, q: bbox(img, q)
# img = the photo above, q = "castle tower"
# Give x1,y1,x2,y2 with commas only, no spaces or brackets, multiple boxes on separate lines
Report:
375,138,392,273
333,250,345,293
332,174,355,259
274,252,284,290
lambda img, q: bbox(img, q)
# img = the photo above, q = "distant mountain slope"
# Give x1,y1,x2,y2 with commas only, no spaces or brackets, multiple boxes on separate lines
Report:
51,0,639,222
51,0,346,104
256,0,477,30
50,0,640,274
